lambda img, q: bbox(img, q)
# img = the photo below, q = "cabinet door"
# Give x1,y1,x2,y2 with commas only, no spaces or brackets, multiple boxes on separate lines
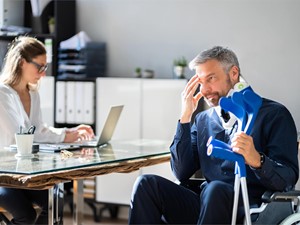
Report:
95,78,142,204
141,79,185,182
96,78,141,139
39,76,54,126
142,79,186,140
95,171,140,205
141,162,176,182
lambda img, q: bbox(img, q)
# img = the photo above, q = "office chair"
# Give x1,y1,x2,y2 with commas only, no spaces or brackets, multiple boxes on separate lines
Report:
0,184,64,225
0,210,11,225
0,206,40,225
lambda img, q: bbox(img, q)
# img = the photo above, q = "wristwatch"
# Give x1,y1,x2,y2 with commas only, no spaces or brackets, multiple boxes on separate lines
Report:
259,152,265,167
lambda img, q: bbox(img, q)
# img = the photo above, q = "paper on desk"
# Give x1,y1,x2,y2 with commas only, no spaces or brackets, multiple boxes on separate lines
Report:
30,0,51,17
60,31,91,50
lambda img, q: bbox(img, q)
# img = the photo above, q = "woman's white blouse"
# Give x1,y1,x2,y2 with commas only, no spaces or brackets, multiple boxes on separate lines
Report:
0,83,66,148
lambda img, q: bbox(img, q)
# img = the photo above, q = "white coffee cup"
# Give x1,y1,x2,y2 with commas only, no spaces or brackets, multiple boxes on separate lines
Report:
15,133,34,157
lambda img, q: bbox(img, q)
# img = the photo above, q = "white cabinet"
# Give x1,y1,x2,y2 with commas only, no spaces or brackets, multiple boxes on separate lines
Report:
141,79,183,139
39,76,54,126
95,78,186,204
95,171,140,205
95,78,142,205
96,78,141,139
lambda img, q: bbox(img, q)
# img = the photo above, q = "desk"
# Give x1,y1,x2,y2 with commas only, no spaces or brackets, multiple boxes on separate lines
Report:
0,139,171,224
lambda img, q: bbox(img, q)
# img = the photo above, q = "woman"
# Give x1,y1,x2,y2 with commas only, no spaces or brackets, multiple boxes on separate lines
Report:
0,36,94,224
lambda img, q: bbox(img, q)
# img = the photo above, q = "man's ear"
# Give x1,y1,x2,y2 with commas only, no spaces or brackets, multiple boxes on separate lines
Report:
19,58,25,67
229,65,239,82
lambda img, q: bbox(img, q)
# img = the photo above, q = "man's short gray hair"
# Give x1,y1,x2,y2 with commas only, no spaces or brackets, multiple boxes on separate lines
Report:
189,46,241,75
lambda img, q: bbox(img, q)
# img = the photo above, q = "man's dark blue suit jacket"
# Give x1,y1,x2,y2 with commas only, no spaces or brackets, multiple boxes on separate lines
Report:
170,98,299,204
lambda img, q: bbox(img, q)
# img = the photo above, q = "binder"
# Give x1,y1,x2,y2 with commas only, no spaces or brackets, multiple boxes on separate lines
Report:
73,81,94,124
82,82,95,124
66,81,76,123
55,81,66,123
75,82,84,123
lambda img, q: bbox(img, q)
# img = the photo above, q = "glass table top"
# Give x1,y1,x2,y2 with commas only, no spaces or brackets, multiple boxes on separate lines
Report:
0,139,171,175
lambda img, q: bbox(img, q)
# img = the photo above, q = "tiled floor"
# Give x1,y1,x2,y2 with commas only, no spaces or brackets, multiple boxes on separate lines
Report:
64,212,128,225
0,211,127,225
63,202,129,225
0,201,128,224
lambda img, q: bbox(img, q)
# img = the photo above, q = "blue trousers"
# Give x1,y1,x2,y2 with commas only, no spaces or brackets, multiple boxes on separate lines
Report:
0,187,48,224
129,174,245,224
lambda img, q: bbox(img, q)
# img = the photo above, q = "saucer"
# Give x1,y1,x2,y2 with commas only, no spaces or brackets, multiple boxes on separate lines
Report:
15,153,34,159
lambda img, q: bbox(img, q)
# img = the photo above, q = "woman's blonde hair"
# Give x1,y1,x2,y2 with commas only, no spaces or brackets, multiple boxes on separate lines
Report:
0,36,46,90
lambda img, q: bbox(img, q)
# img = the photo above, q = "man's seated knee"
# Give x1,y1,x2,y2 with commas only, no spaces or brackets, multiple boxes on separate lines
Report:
134,174,164,187
201,181,234,202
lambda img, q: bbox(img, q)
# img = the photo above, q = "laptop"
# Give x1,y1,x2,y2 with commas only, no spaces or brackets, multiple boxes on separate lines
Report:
39,105,124,152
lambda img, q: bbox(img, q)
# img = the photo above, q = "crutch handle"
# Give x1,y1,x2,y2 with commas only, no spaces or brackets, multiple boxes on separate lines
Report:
206,136,231,150
207,145,246,177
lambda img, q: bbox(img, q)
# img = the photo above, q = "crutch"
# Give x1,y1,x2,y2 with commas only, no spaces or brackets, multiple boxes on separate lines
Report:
207,144,251,225
207,89,262,225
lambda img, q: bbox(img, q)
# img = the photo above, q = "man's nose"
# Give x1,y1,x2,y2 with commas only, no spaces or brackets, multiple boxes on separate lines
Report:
200,83,211,95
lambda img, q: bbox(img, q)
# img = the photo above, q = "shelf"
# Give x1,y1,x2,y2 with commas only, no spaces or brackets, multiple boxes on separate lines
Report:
24,0,76,43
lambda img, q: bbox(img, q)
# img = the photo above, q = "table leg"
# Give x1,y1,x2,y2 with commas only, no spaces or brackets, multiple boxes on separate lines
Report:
73,179,84,225
48,184,64,225
55,183,64,224
48,187,54,225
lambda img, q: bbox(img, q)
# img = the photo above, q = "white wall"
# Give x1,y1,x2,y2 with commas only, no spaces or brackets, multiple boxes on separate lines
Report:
76,0,300,130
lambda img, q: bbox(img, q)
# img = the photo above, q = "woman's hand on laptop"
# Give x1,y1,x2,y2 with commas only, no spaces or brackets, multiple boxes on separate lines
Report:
64,124,95,143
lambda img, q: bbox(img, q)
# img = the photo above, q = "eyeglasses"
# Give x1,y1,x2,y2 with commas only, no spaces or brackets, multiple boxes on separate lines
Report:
29,61,48,73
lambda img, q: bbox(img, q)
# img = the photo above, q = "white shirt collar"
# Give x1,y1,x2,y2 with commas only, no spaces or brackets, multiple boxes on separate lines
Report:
214,106,237,130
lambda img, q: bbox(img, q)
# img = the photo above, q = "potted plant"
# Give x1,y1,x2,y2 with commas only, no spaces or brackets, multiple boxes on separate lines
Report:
48,17,55,34
135,67,142,78
173,56,187,79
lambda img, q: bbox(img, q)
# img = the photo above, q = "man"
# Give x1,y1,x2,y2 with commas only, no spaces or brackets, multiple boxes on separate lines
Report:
128,46,299,224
